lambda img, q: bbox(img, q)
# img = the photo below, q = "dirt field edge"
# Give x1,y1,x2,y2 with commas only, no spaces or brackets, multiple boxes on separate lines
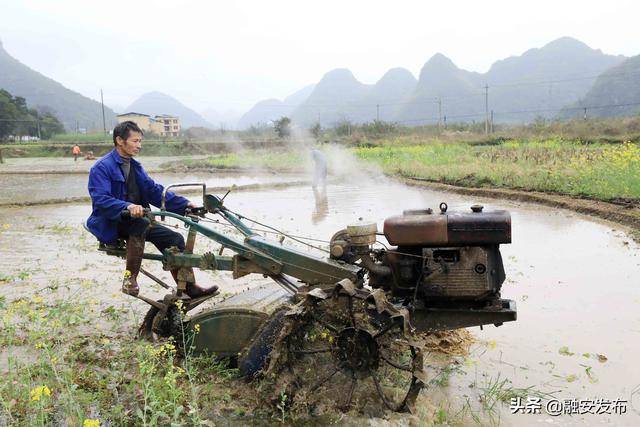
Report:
398,176,640,241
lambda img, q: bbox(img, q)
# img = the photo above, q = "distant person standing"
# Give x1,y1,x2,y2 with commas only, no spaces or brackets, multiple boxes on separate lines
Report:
72,144,81,161
311,148,327,189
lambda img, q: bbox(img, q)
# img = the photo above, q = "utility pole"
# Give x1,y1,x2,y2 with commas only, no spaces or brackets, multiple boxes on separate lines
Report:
484,85,489,135
490,110,494,134
443,115,447,129
376,104,380,121
437,97,442,132
36,119,41,140
100,89,107,135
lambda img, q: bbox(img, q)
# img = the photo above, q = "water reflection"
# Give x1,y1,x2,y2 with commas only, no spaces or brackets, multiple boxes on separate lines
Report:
311,186,328,224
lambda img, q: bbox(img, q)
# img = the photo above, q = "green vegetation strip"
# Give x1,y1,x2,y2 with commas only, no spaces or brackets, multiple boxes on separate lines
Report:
0,293,253,425
166,150,306,172
356,138,640,202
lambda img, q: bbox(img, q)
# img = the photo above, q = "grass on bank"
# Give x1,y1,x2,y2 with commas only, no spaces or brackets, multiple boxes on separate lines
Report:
170,150,306,171
354,138,640,202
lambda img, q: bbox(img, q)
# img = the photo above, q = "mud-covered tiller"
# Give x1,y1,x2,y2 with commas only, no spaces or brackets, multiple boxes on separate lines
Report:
91,182,516,412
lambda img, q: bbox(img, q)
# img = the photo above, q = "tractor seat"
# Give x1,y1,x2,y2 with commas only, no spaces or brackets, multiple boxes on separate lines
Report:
99,240,127,251
83,221,127,252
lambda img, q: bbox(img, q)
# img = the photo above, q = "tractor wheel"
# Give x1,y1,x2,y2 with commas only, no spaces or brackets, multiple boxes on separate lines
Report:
138,303,189,354
266,282,425,414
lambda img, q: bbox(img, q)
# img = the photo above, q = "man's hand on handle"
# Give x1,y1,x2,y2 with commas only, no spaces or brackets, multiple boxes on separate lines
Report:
124,201,198,219
127,204,145,218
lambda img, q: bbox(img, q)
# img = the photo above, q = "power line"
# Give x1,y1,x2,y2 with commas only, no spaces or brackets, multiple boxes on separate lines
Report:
8,66,639,107
3,66,640,130
488,68,640,89
0,119,38,122
5,67,638,115
389,100,640,126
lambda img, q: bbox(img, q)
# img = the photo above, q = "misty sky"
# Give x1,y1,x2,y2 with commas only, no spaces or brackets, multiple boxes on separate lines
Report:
2,0,638,114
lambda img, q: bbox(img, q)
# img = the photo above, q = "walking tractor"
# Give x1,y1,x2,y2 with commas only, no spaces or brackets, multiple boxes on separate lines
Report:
93,182,516,412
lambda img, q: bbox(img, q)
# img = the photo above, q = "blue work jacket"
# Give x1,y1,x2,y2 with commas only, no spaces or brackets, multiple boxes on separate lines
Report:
87,149,188,243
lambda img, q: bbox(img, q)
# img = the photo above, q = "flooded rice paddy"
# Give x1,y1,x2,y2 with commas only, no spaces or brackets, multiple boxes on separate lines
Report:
0,158,638,425
0,156,303,204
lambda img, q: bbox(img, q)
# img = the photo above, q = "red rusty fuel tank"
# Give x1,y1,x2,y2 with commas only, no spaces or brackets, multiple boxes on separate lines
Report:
383,204,511,246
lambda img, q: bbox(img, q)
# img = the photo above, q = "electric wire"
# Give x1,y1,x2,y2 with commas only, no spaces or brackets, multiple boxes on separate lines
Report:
223,208,331,253
159,212,331,253
197,216,331,244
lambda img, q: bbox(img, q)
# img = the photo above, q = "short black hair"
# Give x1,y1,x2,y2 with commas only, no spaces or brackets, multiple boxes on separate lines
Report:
113,121,144,146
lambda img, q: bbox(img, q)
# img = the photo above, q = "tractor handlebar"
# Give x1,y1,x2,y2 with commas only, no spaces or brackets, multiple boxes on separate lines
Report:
185,206,207,217
120,207,151,219
121,206,206,220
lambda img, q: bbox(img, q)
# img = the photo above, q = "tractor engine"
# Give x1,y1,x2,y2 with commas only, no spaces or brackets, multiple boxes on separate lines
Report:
330,203,511,309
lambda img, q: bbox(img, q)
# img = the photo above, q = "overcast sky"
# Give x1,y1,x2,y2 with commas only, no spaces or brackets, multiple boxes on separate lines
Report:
2,0,638,114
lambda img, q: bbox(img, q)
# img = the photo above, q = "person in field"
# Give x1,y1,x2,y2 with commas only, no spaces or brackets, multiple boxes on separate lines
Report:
72,144,81,161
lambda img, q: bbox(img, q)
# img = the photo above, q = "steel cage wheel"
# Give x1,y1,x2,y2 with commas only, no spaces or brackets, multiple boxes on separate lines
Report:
271,285,424,413
138,303,190,355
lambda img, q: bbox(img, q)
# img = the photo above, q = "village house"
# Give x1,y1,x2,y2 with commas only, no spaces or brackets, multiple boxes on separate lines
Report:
116,112,181,137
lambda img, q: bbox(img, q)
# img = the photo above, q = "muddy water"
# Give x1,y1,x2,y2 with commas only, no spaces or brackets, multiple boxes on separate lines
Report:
0,155,208,173
0,173,638,425
0,170,304,204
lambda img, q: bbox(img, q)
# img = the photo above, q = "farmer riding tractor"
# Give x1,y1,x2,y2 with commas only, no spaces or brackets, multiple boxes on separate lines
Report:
89,183,516,412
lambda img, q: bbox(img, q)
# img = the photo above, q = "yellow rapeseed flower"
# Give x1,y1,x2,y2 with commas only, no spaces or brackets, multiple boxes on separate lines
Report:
2,224,10,230
30,385,51,401
194,323,201,333
83,419,100,427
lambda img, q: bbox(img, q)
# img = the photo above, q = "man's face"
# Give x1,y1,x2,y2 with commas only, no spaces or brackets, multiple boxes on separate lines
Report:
116,131,142,157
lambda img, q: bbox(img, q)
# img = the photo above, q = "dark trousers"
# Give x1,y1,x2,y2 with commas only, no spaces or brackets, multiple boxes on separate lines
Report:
117,218,185,254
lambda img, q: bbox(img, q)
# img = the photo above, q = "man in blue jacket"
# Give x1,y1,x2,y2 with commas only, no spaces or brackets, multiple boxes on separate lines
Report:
87,121,218,298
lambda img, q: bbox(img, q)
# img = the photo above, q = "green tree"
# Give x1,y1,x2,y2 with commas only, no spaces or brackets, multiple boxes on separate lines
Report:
361,120,398,138
334,119,353,136
273,116,291,139
38,112,65,139
0,89,64,140
310,122,322,140
0,89,21,140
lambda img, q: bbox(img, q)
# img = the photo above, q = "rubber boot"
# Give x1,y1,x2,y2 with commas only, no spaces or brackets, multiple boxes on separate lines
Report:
171,268,219,298
122,235,145,296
